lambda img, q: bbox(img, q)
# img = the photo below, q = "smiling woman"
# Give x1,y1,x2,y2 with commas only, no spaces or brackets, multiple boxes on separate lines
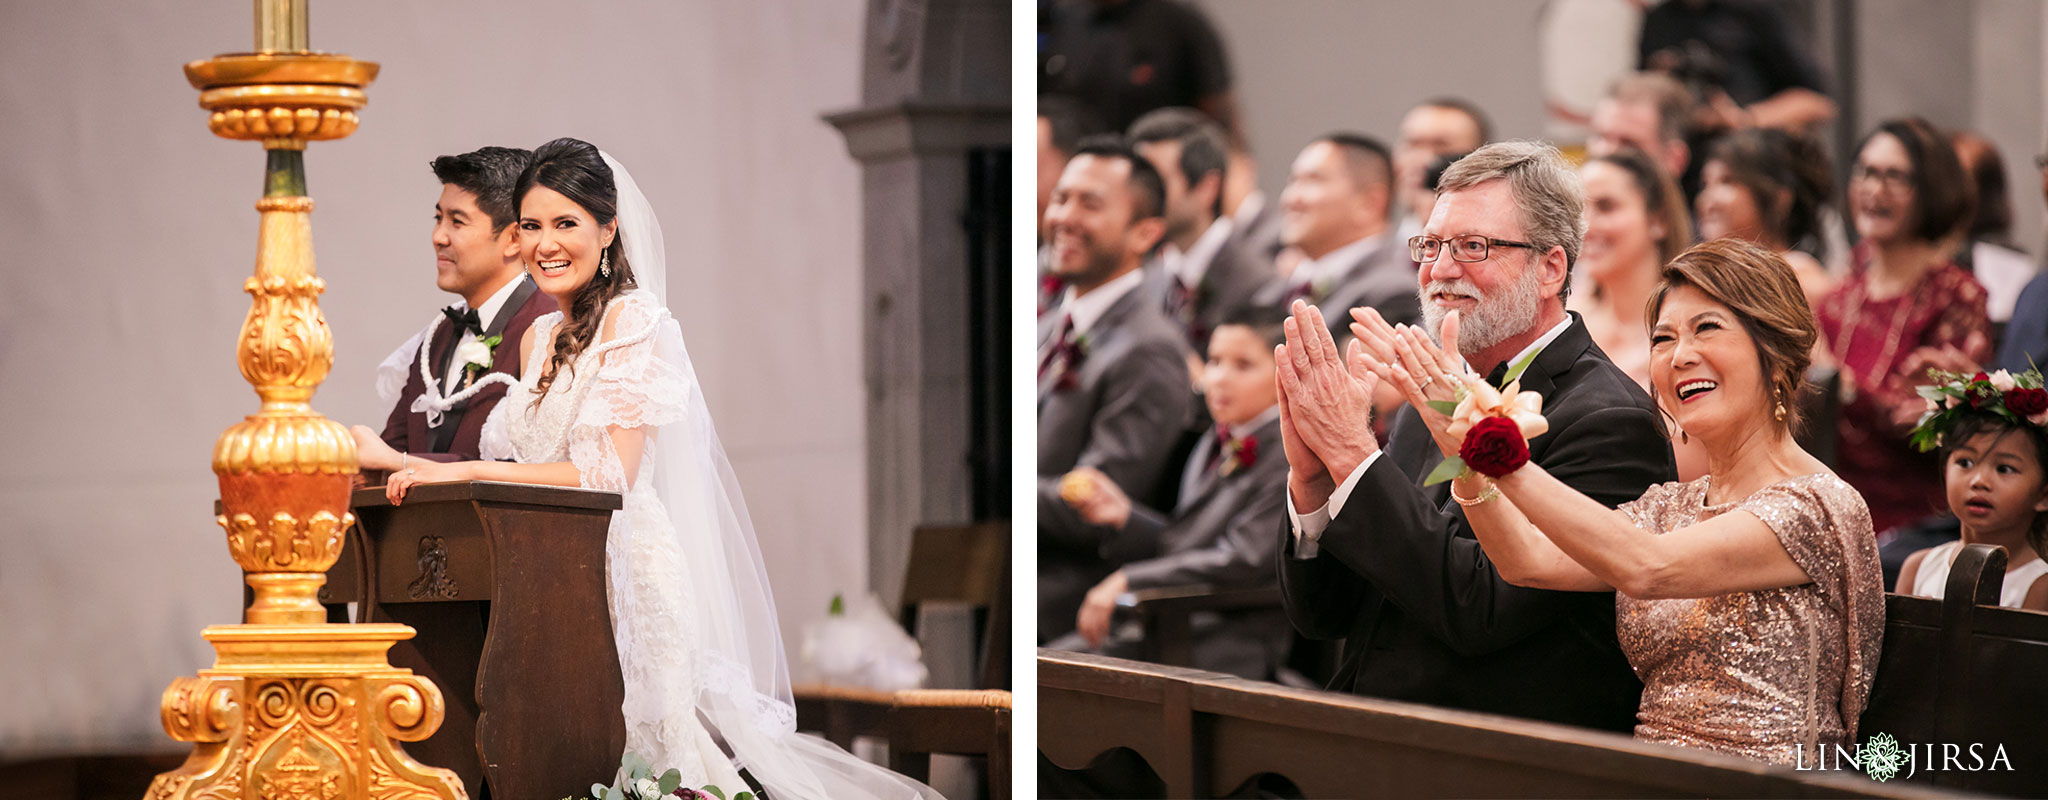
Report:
1816,117,1994,536
1369,237,1884,765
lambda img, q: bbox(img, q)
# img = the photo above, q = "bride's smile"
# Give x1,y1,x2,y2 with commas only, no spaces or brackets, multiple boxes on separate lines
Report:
518,183,615,300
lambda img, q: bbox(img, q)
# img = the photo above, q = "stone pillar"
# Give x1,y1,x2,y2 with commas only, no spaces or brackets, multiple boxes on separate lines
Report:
825,0,1009,607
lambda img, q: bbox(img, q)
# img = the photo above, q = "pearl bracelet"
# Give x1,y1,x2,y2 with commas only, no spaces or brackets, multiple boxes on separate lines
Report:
1451,480,1500,507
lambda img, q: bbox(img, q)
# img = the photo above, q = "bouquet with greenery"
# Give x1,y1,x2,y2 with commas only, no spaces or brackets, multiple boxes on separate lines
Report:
564,751,756,800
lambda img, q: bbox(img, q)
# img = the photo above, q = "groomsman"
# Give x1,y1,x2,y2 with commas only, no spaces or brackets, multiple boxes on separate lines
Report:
1275,142,1672,733
350,146,555,470
1051,306,1292,680
1251,134,1420,339
1128,108,1271,354
1038,136,1193,643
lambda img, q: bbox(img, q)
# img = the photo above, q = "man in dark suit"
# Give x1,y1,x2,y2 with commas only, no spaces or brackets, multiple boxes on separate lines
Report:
1039,136,1194,643
1049,307,1292,680
350,146,556,473
1128,108,1271,354
1251,134,1420,339
1273,141,1674,733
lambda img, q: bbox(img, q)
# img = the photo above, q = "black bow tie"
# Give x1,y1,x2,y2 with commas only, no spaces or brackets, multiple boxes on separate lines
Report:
443,306,483,336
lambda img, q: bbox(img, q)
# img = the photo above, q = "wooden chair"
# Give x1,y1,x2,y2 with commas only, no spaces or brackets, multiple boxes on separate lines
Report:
886,689,1012,800
794,521,1012,797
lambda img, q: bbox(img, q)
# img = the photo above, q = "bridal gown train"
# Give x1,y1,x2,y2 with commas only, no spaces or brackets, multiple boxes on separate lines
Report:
480,289,933,799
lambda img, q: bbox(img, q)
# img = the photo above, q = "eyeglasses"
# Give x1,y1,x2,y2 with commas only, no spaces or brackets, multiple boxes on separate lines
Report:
1408,234,1538,263
1851,163,1915,191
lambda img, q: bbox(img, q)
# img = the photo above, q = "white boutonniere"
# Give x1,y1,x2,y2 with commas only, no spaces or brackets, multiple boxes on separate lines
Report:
455,334,503,378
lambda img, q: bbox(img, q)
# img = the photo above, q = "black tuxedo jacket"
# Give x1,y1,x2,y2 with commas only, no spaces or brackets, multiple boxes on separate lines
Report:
380,278,556,462
1278,314,1674,733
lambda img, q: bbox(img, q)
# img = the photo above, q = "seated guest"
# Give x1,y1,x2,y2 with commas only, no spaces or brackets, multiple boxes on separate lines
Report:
1363,238,1882,765
1695,128,1836,306
1816,117,1992,536
1129,108,1272,354
1251,133,1420,337
1392,98,1492,243
352,146,554,472
1051,306,1291,680
1277,141,1670,734
1588,73,1694,190
1039,136,1195,643
1896,377,2048,610
1950,131,2036,324
1038,95,1102,315
1571,148,1694,387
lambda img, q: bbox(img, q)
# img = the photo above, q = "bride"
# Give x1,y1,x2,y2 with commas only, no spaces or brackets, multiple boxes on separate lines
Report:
368,137,936,799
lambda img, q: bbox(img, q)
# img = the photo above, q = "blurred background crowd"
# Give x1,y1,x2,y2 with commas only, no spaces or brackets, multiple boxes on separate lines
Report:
1034,0,2048,683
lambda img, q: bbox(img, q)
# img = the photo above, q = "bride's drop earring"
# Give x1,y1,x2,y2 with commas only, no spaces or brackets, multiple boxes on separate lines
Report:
600,250,612,278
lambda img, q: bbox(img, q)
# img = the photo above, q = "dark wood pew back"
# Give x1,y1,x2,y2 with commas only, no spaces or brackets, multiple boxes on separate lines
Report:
1861,543,2048,796
1039,649,1956,798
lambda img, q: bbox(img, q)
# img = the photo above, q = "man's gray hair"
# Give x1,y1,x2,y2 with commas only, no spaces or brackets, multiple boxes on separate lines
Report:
1434,140,1585,299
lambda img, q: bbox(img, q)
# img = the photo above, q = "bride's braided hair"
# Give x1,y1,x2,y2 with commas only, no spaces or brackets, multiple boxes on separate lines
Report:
516,137,637,406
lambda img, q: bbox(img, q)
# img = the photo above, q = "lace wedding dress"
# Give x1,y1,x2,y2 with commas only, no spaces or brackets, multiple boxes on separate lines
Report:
480,290,748,788
479,289,933,799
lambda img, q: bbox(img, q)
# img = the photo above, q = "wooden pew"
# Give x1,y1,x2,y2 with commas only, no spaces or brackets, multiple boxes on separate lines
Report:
1861,543,2048,797
1039,649,1955,798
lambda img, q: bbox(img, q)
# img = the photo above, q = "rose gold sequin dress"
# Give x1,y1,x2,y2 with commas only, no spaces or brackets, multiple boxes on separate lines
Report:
1614,473,1885,765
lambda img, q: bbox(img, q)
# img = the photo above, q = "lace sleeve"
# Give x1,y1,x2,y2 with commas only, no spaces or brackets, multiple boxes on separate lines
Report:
479,396,513,462
567,293,693,491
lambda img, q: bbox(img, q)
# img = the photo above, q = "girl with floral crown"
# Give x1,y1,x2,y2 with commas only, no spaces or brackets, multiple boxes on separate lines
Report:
1895,369,2048,610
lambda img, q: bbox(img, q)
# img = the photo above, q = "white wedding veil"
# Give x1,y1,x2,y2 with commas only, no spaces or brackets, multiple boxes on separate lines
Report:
601,153,935,800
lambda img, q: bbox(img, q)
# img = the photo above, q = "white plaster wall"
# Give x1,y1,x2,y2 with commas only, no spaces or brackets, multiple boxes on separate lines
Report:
0,0,868,757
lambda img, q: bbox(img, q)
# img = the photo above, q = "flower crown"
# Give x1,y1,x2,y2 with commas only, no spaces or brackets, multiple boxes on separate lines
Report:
1908,368,2048,452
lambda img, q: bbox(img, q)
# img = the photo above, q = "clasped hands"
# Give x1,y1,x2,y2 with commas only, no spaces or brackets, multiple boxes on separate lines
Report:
1277,300,1484,509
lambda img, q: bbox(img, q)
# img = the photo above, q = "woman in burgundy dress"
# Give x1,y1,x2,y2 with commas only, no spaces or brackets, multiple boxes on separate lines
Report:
1816,117,1991,535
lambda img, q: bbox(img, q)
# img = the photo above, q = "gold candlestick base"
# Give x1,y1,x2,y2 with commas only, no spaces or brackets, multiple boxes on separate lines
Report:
147,625,466,799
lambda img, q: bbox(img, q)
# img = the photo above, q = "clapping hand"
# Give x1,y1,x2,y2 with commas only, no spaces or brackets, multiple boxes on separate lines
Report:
1351,307,1471,459
1275,301,1383,498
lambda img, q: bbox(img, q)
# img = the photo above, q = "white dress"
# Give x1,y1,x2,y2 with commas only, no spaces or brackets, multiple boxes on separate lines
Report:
481,290,749,788
1908,539,2048,609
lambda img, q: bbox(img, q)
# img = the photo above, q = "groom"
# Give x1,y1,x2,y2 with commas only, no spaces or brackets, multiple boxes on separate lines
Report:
351,146,554,472
1275,142,1672,733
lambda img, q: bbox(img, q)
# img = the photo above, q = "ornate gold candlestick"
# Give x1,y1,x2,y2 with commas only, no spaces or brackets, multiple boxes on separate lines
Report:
149,2,465,797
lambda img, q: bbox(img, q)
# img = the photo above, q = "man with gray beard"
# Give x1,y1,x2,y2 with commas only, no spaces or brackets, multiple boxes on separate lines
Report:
1271,141,1675,732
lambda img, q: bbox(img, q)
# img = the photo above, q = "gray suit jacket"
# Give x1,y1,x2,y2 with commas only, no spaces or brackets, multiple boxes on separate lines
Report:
1233,195,1285,270
1251,233,1420,337
1050,415,1292,679
1038,283,1193,642
1140,232,1275,352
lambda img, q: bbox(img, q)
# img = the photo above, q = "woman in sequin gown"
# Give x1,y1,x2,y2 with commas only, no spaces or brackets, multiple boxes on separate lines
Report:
1369,238,1884,765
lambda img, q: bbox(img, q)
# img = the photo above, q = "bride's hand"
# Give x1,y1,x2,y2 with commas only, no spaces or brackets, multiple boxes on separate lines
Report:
350,425,404,472
385,460,471,506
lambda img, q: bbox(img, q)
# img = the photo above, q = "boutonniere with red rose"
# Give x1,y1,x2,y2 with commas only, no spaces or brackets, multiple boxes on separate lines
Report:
1049,332,1090,392
1422,349,1548,487
1910,367,2048,451
1219,434,1258,477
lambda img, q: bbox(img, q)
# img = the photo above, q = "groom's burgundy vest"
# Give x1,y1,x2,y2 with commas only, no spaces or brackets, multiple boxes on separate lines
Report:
380,281,556,463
